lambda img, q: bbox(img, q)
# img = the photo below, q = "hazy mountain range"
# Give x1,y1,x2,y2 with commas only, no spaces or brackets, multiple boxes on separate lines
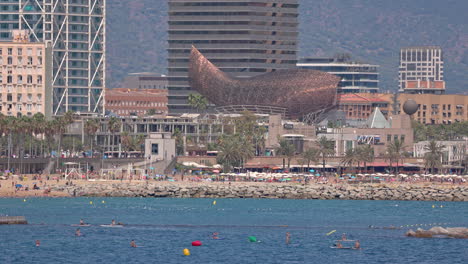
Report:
107,0,468,93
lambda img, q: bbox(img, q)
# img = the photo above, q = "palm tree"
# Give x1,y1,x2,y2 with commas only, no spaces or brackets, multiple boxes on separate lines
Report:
385,139,407,174
341,148,358,173
216,134,254,172
172,128,185,155
188,93,208,113
276,139,296,170
302,148,319,173
84,118,100,157
317,136,335,172
424,140,444,174
357,144,375,173
107,117,121,157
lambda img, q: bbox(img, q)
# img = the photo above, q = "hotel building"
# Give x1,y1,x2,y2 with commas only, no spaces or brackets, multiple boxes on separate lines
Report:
0,0,106,115
167,0,299,113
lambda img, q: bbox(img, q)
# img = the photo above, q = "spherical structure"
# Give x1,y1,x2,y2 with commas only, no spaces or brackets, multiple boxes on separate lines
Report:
403,99,418,115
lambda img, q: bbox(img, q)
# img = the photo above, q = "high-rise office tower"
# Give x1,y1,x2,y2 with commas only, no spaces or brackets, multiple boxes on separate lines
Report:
399,46,444,94
168,0,299,114
0,0,106,115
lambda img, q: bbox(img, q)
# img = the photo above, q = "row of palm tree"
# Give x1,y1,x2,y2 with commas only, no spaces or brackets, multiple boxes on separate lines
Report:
275,136,335,172
341,144,375,173
0,111,76,172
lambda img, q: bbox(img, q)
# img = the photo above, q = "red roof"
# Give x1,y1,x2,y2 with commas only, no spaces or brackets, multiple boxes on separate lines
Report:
338,93,388,103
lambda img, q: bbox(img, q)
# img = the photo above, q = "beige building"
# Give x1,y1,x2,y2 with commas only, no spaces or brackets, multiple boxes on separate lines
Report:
318,114,414,157
396,93,468,125
0,30,52,118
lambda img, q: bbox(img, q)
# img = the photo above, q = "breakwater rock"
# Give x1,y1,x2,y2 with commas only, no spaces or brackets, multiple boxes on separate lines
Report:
51,182,468,201
406,227,468,238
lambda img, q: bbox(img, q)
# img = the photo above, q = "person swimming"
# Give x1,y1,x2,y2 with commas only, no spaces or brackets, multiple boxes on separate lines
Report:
341,233,347,241
130,240,137,248
336,241,343,248
35,240,40,247
354,240,360,250
286,232,291,244
212,232,219,239
75,228,81,237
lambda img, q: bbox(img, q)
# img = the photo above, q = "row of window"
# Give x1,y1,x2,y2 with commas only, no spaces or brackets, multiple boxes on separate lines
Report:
107,101,166,107
0,74,42,84
1,93,42,102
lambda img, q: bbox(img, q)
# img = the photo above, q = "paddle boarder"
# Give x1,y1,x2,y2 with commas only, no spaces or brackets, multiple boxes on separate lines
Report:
212,232,219,239
79,219,85,225
286,232,291,244
111,219,116,226
75,228,81,237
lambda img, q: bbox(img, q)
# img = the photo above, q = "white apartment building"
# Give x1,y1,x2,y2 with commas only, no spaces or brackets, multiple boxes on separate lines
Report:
399,46,444,94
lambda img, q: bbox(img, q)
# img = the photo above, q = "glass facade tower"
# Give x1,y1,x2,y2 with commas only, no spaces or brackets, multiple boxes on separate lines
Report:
0,0,106,115
168,0,299,114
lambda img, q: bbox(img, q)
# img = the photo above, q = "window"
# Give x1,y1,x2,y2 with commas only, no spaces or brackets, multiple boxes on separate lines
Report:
27,57,33,65
7,75,12,83
18,75,23,84
27,48,32,56
400,135,405,143
17,104,22,111
151,144,159,155
27,75,33,83
17,48,22,55
7,56,12,64
8,48,12,55
387,135,391,142
394,135,399,142
37,75,42,84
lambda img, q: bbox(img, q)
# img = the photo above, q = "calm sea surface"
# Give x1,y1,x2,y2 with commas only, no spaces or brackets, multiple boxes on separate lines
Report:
0,198,467,264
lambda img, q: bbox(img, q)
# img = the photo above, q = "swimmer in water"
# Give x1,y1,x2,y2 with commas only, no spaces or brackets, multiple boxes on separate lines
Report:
75,228,81,237
286,232,291,244
354,240,360,250
212,232,219,239
130,240,137,248
341,233,347,241
336,241,343,248
35,240,40,247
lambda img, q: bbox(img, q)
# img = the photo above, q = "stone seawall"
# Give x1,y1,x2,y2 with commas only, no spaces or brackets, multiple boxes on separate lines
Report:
52,183,468,201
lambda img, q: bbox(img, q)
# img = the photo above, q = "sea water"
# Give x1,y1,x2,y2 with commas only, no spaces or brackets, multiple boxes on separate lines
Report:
0,198,467,263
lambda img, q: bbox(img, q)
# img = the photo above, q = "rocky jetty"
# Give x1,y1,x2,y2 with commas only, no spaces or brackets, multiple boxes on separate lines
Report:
51,182,468,201
406,227,468,239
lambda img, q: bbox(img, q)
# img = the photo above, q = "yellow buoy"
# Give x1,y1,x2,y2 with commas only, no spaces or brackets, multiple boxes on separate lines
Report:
89,201,93,205
183,248,190,256
102,200,105,204
23,199,26,202
432,205,435,208
440,205,443,208
213,200,216,205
